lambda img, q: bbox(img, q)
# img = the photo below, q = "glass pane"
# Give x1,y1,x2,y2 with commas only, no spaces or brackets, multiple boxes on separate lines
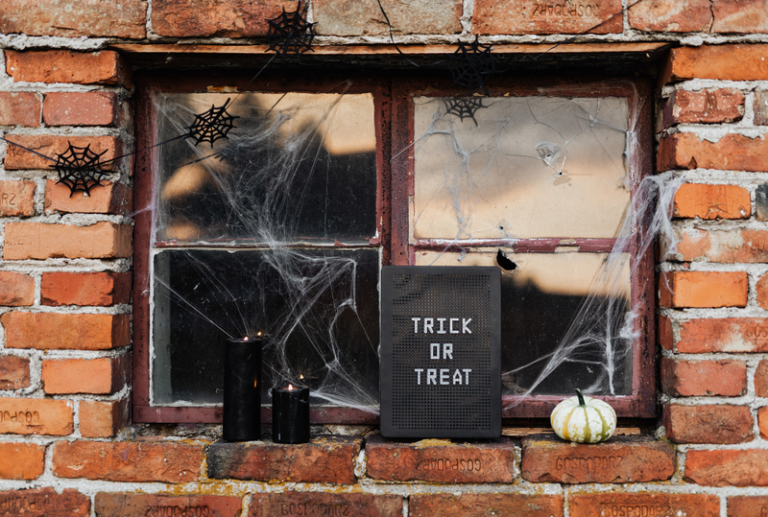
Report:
155,92,377,245
415,250,633,396
412,96,629,240
152,248,380,407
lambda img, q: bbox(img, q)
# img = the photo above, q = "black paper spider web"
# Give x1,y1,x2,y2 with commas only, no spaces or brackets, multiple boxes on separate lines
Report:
445,97,486,126
266,1,316,60
447,36,498,96
52,142,108,196
185,97,240,147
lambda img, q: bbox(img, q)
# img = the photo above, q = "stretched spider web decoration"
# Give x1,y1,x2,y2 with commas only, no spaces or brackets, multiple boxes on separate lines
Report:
52,142,109,196
445,97,486,126
447,36,498,96
185,98,240,147
266,1,316,60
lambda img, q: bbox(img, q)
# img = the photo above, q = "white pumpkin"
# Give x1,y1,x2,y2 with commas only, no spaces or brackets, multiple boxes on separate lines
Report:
550,389,616,443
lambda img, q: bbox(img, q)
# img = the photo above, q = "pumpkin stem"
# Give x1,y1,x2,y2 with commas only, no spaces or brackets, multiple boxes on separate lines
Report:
575,389,586,406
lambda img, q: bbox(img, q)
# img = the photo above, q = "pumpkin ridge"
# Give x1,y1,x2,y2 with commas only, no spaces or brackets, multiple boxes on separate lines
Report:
596,407,609,441
562,405,574,441
583,406,591,443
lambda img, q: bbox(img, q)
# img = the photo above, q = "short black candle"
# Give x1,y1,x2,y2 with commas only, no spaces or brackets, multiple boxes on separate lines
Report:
223,335,262,442
272,383,310,444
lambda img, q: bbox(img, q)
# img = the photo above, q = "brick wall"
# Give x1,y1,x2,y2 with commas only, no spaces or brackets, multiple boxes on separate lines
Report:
0,1,767,516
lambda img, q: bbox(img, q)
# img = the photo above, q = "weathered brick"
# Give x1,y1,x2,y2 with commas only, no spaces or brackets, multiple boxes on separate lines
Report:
0,488,89,517
662,45,768,84
250,492,403,517
53,441,203,483
0,397,73,435
570,493,719,517
664,405,754,444
629,0,712,32
314,0,461,36
366,434,515,483
42,272,132,306
208,436,360,484
757,274,768,310
410,494,563,517
662,89,744,127
0,92,40,127
0,443,45,480
0,356,29,390
0,0,146,38
45,180,132,215
659,271,748,309
4,135,121,170
0,272,34,306
759,407,768,440
728,496,768,517
660,357,746,397
5,50,129,86
0,180,36,217
757,360,768,396
42,357,127,395
43,92,117,126
660,133,768,172
712,0,768,33
96,493,241,517
79,399,130,438
473,0,622,34
658,314,674,351
2,312,130,350
686,449,768,486
3,222,132,259
673,228,768,263
670,317,768,353
152,0,285,37
521,435,675,484
672,184,749,219
755,92,768,126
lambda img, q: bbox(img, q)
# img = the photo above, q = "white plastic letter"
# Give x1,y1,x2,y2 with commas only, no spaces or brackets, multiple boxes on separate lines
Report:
462,318,472,334
440,369,449,385
449,318,459,334
424,318,434,333
412,318,421,333
452,369,463,385
427,369,437,385
463,368,472,384
437,318,447,334
443,343,453,359
415,369,424,385
430,343,440,359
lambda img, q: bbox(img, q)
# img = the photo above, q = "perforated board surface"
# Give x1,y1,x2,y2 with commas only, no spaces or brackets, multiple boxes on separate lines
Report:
380,266,501,439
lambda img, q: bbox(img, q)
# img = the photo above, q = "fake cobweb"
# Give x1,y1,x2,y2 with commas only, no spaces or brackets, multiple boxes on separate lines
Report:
147,82,683,415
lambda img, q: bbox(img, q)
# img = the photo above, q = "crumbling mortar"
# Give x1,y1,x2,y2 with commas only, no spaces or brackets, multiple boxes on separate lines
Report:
0,258,131,273
0,304,130,316
460,0,474,35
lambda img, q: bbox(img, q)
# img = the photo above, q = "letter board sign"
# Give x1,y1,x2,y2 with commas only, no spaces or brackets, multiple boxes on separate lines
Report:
380,266,501,439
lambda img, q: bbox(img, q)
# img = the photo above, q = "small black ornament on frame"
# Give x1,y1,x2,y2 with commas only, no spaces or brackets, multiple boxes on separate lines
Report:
266,1,316,60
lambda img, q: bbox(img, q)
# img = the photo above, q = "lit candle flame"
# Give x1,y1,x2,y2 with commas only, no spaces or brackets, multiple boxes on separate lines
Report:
288,384,294,391
299,374,304,379
244,336,249,341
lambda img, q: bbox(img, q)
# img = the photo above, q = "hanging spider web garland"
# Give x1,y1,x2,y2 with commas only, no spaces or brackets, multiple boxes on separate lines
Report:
445,97,487,126
447,36,498,96
185,97,240,147
266,1,316,60
52,142,109,196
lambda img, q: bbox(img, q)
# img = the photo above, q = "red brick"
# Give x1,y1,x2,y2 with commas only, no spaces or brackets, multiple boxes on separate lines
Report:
42,272,132,306
0,356,29,390
662,89,744,127
45,180,132,215
473,0,621,34
42,356,127,395
662,45,768,84
2,312,130,350
659,271,748,308
629,0,712,32
521,435,675,483
0,443,45,479
672,184,749,219
366,434,515,483
53,441,202,483
759,407,768,440
673,228,768,263
0,488,89,517
314,0,461,36
0,92,40,127
410,494,563,517
79,399,130,438
664,404,754,444
207,436,360,484
250,492,402,517
728,496,768,517
0,397,73,435
0,272,34,306
661,133,768,172
686,449,768,486
757,360,768,396
658,315,674,351
672,318,768,353
43,92,117,126
0,180,36,217
570,493,719,517
4,135,121,170
755,91,768,126
661,357,746,396
96,494,242,517
712,0,768,33
152,0,286,37
5,50,129,86
3,222,132,259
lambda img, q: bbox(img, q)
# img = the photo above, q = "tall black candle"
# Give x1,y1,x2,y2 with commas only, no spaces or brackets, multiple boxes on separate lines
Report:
223,335,263,442
272,383,310,444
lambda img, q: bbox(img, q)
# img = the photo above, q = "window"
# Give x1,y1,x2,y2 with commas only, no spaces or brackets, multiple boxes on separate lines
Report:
132,70,654,423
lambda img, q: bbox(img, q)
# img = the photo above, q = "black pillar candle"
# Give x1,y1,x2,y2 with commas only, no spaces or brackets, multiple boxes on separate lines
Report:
272,384,310,444
223,335,262,442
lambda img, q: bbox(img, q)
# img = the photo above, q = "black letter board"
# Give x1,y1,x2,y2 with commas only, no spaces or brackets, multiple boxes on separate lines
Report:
380,266,501,439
